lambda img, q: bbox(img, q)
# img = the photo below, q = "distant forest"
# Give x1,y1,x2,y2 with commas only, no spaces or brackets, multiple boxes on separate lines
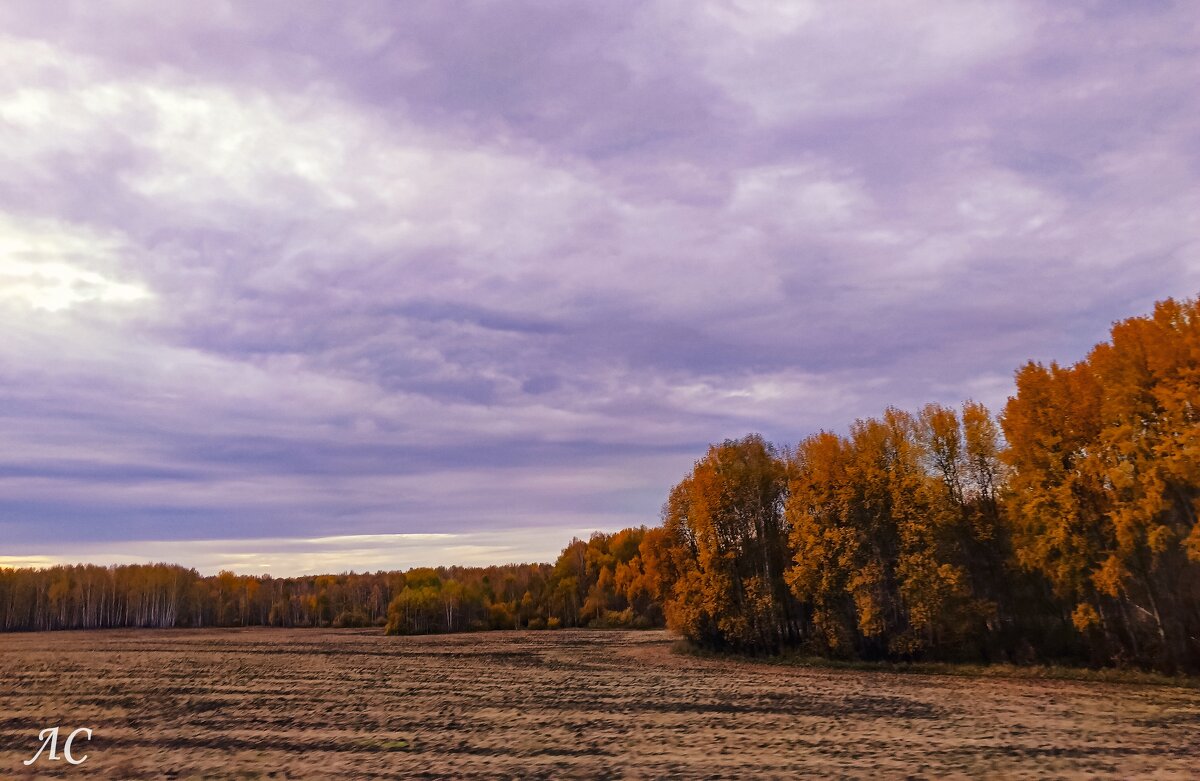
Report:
2,296,1198,672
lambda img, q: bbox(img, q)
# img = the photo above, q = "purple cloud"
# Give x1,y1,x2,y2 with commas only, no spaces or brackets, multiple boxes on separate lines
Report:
0,1,1198,570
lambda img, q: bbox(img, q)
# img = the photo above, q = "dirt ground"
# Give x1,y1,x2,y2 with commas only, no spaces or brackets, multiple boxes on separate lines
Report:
1,628,1197,779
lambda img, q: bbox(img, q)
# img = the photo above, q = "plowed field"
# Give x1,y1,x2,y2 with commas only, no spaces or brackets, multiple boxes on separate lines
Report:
2,629,1197,778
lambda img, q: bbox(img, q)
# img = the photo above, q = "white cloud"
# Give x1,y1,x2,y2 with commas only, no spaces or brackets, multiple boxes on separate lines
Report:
667,369,860,422
636,0,1031,123
731,161,872,230
0,214,151,312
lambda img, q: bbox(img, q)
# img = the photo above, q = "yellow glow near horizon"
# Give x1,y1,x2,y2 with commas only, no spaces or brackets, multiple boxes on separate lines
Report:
0,528,599,577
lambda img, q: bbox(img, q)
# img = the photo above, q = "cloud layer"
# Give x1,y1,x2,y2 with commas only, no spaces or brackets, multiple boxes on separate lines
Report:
2,1,1199,569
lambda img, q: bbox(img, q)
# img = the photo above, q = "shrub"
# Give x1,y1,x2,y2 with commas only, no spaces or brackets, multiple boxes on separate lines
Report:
333,608,369,628
489,602,516,630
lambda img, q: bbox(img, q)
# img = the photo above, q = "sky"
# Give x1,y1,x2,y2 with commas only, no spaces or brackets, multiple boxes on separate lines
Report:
2,1,1199,575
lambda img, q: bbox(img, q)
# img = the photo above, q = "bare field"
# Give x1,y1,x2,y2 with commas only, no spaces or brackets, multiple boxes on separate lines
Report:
1,629,1198,779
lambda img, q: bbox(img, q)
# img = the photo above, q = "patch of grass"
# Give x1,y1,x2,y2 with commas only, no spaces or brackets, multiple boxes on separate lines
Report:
673,640,1200,688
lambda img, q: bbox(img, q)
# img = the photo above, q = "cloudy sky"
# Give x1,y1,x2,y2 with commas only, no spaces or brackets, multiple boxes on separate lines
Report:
2,1,1198,574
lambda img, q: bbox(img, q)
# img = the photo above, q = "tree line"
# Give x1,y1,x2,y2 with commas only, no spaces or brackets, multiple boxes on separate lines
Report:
652,296,1200,672
0,528,664,634
2,296,1197,671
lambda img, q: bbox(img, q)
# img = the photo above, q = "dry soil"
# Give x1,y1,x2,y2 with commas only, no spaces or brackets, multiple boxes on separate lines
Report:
1,628,1197,779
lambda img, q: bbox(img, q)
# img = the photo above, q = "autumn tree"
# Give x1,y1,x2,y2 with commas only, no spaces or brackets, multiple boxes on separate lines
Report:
1003,296,1200,669
785,405,1009,660
662,435,800,652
